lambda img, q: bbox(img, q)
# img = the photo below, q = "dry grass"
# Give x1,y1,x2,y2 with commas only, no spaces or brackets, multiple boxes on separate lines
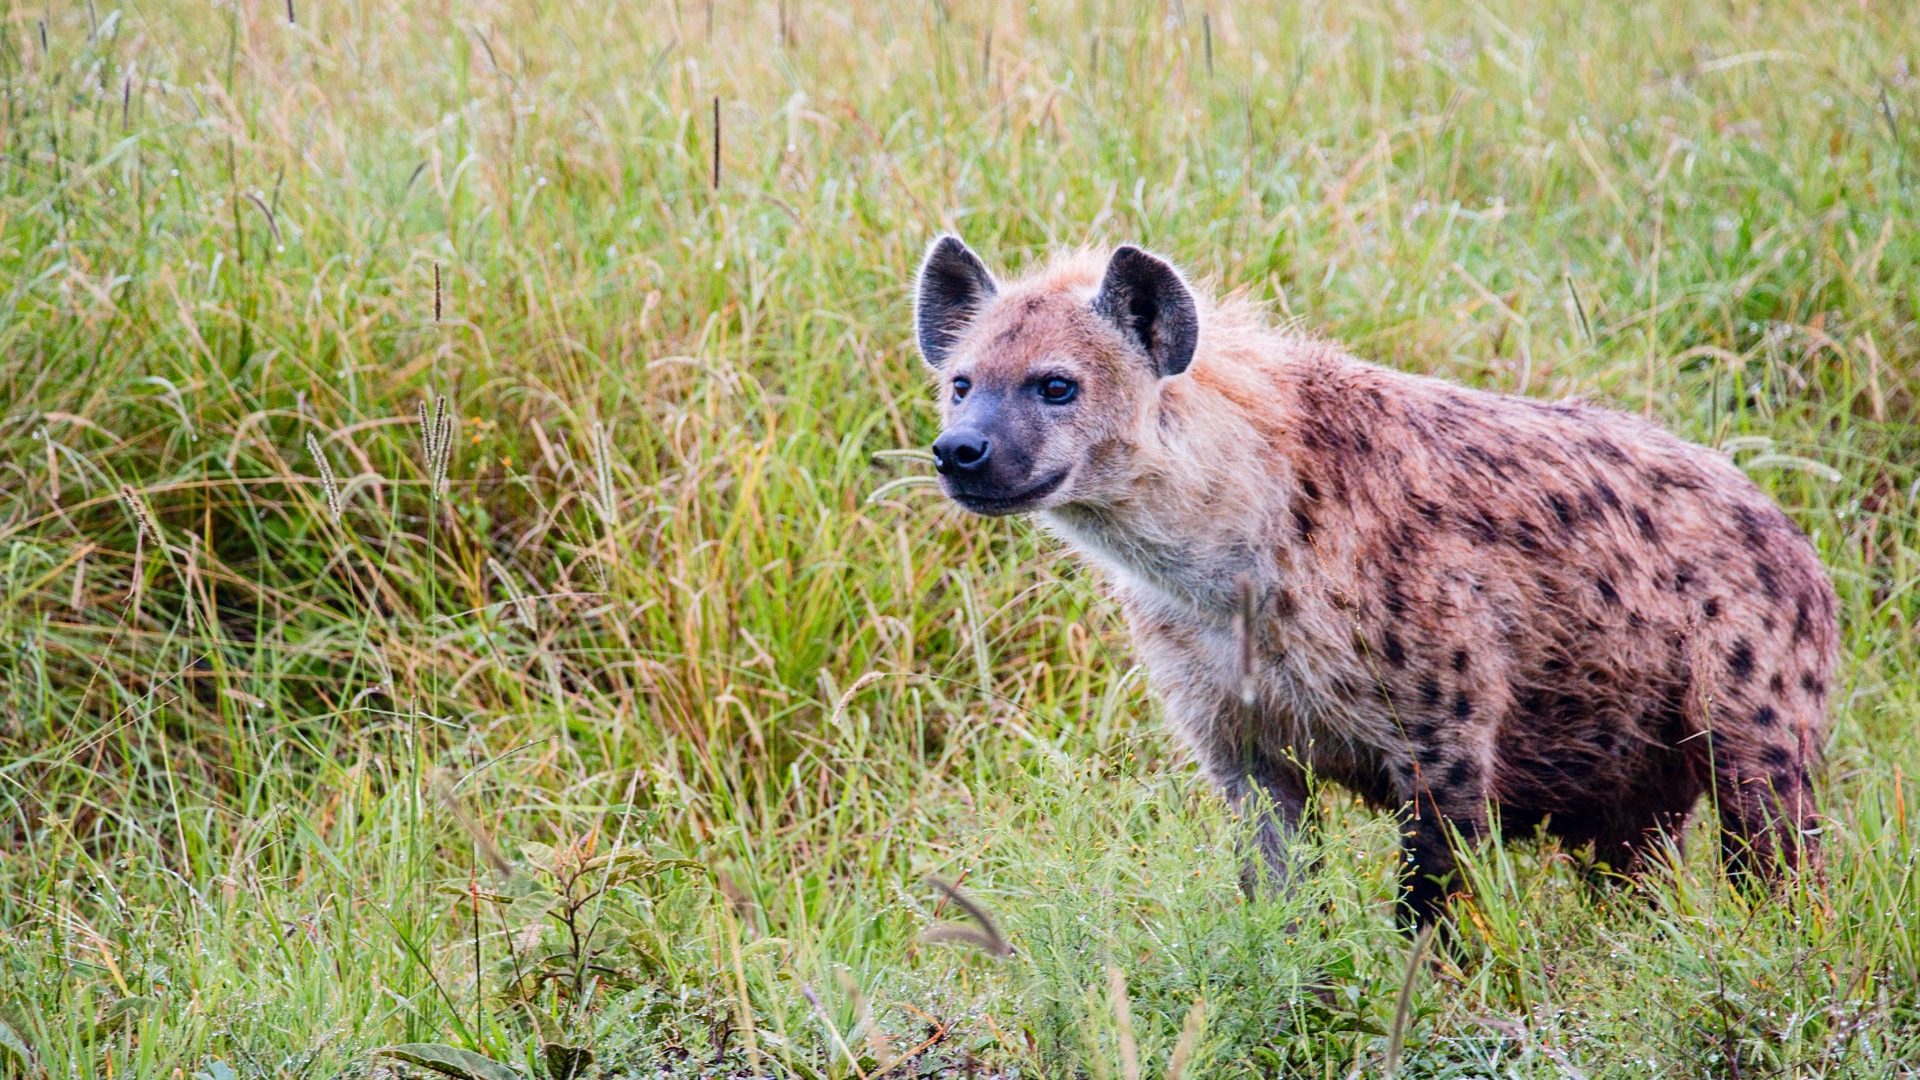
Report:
1,1,1917,1076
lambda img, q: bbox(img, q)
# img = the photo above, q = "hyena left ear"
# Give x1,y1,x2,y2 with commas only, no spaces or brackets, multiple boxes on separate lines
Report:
915,234,998,369
1092,245,1198,378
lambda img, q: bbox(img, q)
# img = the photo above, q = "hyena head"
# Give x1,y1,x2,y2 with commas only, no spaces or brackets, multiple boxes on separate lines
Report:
913,235,1199,516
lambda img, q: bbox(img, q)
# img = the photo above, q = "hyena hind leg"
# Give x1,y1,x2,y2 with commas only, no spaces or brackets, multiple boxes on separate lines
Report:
1587,804,1695,896
1590,769,1702,879
1716,771,1821,885
1398,783,1492,930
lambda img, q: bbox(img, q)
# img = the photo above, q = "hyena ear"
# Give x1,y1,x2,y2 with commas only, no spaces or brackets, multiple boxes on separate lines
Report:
914,234,998,369
1091,245,1198,378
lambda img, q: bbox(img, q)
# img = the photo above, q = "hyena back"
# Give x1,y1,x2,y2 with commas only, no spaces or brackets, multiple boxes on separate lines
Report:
913,236,1837,924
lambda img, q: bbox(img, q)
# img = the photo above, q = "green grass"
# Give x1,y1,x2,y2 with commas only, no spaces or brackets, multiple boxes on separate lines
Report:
2,0,1917,1075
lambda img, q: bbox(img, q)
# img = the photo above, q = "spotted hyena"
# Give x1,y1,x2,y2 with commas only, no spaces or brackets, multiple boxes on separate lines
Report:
913,235,1837,925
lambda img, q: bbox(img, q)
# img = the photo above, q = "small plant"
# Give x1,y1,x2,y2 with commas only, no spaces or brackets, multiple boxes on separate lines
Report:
483,832,705,1010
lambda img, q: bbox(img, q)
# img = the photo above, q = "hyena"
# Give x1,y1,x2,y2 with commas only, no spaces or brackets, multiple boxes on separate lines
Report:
913,235,1837,924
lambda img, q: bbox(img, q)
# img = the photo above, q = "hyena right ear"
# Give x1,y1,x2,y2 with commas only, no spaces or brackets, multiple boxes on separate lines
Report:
915,234,998,369
1092,245,1198,378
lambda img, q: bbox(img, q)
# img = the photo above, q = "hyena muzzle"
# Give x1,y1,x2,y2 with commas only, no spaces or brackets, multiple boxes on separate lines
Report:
912,234,1838,926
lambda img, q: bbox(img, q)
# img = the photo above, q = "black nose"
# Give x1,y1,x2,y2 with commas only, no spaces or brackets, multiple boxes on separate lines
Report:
931,429,991,475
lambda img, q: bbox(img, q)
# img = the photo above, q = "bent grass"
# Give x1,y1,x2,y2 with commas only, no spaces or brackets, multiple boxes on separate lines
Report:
1,0,1918,1076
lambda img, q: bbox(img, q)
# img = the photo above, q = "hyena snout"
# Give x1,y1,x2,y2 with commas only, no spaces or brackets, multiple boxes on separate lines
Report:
930,427,991,476
931,402,1064,515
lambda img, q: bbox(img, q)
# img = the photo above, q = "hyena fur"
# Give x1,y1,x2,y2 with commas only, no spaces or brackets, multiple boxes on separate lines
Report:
913,235,1837,925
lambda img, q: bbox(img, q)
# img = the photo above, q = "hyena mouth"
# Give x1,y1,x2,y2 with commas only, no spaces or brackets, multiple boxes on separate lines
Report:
948,468,1069,516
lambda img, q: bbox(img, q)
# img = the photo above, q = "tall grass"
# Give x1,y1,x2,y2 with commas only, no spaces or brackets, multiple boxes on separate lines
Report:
1,1,1916,1075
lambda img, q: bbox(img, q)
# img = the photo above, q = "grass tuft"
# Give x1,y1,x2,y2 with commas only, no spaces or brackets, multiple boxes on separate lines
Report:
1,0,1916,1076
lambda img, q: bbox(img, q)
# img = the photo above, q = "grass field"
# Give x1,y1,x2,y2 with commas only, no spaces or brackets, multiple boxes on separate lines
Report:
2,0,1918,1075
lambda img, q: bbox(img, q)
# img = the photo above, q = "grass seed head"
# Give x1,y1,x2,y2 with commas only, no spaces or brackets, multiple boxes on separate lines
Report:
305,432,342,523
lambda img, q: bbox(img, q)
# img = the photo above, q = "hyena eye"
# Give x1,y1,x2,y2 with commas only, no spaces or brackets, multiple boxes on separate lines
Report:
1039,377,1078,404
951,376,971,402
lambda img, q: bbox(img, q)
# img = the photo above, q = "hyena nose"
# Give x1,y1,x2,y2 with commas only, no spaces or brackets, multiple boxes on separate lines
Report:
931,429,991,475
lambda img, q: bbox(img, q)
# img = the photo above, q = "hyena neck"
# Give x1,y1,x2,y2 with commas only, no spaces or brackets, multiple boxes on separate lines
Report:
1041,377,1290,622
1042,501,1260,620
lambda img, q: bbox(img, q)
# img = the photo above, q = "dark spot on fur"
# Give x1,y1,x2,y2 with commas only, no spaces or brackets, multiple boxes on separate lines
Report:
1755,559,1782,600
1297,384,1377,458
1728,640,1755,681
1453,693,1473,720
1633,506,1659,542
1548,493,1576,530
1445,758,1479,789
1733,504,1770,552
1703,597,1722,619
1593,480,1622,512
1799,672,1824,698
1391,522,1426,560
1452,650,1470,674
1792,596,1813,642
1752,704,1778,728
1273,588,1298,619
1418,742,1447,765
1646,466,1704,492
1383,631,1408,668
1462,444,1512,480
1669,561,1696,594
1596,576,1620,606
1384,574,1408,617
1462,506,1501,545
1512,519,1543,552
1292,505,1316,543
1760,745,1792,769
1769,673,1786,694
1587,437,1630,465
1413,497,1442,524
1301,477,1321,502
1419,677,1441,708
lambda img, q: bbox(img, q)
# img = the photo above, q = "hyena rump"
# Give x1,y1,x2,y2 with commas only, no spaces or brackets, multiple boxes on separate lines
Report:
913,236,1837,924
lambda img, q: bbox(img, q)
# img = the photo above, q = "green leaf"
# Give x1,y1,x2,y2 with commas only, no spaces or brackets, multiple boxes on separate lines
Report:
193,1061,238,1080
577,850,704,887
503,889,559,931
540,1042,593,1080
519,842,558,874
375,1044,520,1080
91,997,157,1037
436,883,522,906
0,1016,34,1073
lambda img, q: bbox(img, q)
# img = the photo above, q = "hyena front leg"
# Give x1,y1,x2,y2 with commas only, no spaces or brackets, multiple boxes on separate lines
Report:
1163,682,1310,896
1212,752,1310,898
1397,754,1492,929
